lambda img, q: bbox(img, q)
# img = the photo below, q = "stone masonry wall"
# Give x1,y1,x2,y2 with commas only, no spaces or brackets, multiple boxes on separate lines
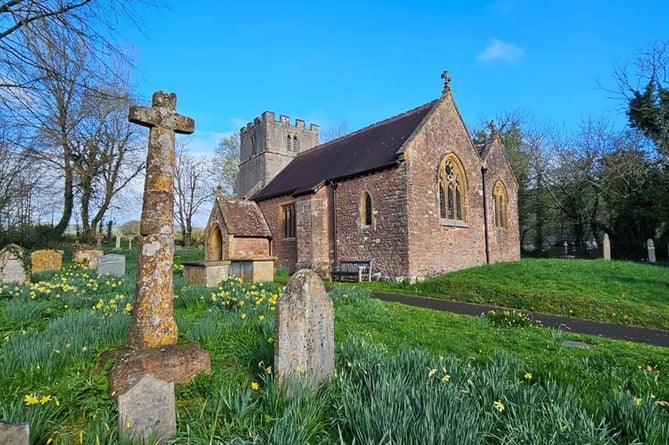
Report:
295,189,330,276
483,141,521,263
230,238,270,258
404,95,487,278
238,112,319,198
257,196,297,270
333,168,410,278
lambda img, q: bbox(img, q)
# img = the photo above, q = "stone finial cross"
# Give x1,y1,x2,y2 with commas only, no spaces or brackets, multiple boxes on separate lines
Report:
441,70,452,93
127,91,194,349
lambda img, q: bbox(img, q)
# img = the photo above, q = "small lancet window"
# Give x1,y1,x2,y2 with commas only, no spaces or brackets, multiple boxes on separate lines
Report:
286,134,292,150
283,204,296,238
360,191,373,227
293,135,299,152
493,182,508,228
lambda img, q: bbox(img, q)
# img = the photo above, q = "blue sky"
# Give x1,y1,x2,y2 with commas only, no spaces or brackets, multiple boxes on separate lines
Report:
125,0,669,153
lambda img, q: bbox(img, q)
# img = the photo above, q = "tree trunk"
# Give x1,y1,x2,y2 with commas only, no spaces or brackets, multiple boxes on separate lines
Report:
52,162,74,238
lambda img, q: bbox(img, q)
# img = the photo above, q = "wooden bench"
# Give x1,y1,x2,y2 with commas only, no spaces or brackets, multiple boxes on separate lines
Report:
331,259,373,282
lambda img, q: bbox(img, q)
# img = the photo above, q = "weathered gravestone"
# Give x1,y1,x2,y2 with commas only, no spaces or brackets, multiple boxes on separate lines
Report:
73,248,104,269
118,374,175,443
96,231,103,250
116,233,122,250
97,254,126,278
0,244,29,284
602,233,611,260
647,239,656,263
31,249,63,274
107,91,210,444
0,420,29,445
274,269,334,389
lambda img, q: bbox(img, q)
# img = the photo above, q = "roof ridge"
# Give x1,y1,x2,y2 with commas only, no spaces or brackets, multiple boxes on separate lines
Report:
296,99,439,157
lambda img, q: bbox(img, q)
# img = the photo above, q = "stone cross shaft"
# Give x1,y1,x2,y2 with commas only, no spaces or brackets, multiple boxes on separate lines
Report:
127,91,194,349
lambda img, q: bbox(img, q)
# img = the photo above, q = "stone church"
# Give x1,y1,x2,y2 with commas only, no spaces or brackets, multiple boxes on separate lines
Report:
213,72,520,281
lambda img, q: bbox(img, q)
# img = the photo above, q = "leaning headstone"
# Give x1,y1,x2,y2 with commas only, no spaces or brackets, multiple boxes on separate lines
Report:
118,374,175,444
96,231,103,250
274,269,334,389
0,244,29,284
602,233,611,260
31,249,63,273
0,420,29,445
115,233,121,250
97,254,126,278
647,239,656,263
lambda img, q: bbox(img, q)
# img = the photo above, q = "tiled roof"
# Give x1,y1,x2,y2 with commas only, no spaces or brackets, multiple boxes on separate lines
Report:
252,100,438,201
221,198,272,237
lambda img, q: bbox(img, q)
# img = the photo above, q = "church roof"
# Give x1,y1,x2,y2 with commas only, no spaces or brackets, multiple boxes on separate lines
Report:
219,197,272,238
252,100,438,201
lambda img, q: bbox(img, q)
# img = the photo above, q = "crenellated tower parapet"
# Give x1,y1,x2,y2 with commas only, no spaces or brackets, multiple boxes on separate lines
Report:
238,111,319,198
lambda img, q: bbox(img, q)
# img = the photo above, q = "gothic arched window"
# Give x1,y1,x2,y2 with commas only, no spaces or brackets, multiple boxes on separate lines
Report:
438,154,467,222
493,181,508,228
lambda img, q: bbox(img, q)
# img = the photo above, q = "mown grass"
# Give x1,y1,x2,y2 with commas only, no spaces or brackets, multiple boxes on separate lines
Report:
1,250,668,443
368,258,669,329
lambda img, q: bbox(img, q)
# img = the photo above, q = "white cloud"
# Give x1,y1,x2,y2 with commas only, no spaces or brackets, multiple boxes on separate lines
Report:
477,39,524,62
176,130,232,156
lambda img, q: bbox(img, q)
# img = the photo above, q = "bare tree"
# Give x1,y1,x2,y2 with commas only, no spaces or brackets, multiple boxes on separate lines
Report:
174,143,215,246
0,0,153,89
1,17,147,240
75,88,145,240
319,121,349,143
211,131,240,197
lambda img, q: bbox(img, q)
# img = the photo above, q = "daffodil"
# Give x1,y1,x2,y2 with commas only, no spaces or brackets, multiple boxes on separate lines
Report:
428,368,437,378
524,372,533,381
493,400,505,412
39,395,52,404
24,394,39,405
251,381,260,390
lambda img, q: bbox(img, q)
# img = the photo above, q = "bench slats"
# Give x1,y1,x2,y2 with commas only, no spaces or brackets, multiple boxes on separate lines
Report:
331,259,373,282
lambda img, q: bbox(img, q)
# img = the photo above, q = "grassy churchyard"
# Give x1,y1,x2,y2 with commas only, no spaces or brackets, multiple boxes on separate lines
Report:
1,249,669,444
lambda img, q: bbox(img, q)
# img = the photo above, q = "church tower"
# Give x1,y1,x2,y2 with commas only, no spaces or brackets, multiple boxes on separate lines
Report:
237,112,319,198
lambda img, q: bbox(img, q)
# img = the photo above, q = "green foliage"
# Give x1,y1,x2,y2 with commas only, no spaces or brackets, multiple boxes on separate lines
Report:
2,257,669,443
627,77,669,157
372,258,669,329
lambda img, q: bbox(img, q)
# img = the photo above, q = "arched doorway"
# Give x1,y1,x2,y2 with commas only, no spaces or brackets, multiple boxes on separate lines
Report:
207,227,223,261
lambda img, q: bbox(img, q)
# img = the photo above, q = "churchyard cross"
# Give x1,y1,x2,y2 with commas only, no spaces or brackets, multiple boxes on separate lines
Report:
127,91,194,349
441,70,451,93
